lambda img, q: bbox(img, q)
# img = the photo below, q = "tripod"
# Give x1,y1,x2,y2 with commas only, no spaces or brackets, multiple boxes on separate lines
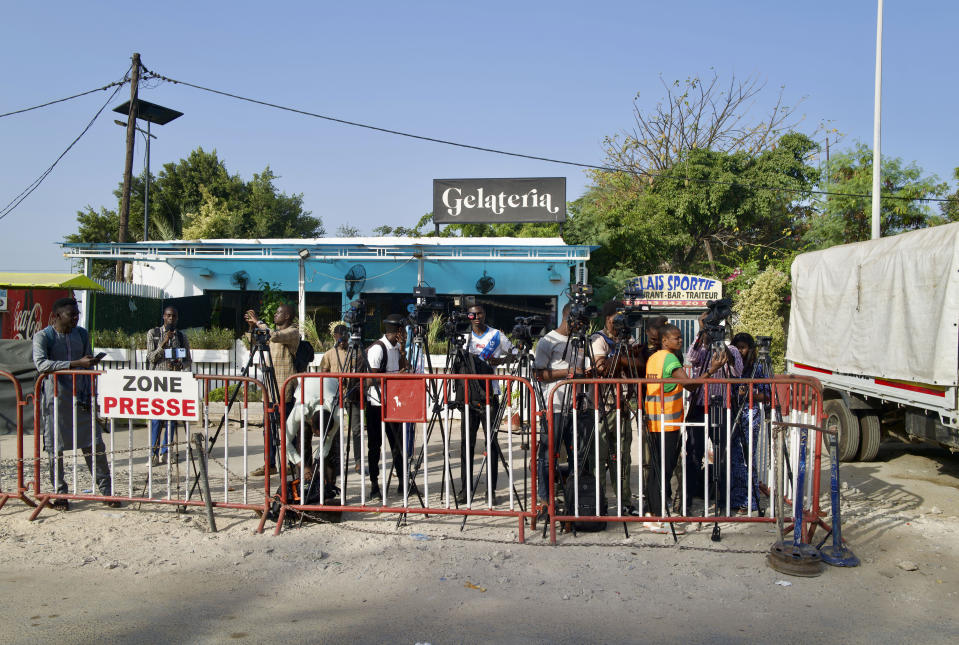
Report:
554,322,633,537
189,336,282,504
458,339,532,531
394,324,460,527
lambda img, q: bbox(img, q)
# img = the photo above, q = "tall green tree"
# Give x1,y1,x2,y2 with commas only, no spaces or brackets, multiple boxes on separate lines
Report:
803,143,948,248
567,132,818,280
67,148,324,278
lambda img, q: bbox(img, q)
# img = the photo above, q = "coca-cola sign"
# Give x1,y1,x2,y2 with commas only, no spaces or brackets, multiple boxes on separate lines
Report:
433,177,566,224
0,289,68,340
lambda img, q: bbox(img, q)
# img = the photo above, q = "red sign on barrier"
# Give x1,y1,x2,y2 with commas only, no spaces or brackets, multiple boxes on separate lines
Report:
383,378,427,423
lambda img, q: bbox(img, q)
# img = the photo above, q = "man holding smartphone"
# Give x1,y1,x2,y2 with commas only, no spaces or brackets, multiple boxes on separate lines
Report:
32,297,119,509
146,306,192,465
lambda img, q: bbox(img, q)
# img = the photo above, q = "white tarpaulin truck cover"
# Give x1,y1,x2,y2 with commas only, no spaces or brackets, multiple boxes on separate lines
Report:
787,222,959,387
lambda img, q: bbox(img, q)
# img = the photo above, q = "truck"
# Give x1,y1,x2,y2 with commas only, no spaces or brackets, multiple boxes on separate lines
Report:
786,222,959,461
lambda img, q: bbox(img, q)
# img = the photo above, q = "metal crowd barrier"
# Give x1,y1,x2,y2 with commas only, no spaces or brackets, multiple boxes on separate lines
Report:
27,370,273,529
543,375,826,544
0,370,35,510
274,372,539,541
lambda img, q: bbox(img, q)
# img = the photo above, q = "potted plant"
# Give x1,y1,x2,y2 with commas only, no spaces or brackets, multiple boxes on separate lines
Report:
186,327,234,363
92,329,135,364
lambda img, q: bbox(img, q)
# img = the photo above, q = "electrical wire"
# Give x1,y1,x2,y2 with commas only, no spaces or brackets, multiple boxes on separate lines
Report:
0,70,130,222
0,80,127,119
142,68,958,206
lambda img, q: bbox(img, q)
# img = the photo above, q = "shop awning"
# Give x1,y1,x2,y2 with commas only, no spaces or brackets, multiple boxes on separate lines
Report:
0,273,105,291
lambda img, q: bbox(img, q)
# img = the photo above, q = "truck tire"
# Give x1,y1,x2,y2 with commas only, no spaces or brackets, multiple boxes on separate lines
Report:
858,413,881,462
824,399,859,462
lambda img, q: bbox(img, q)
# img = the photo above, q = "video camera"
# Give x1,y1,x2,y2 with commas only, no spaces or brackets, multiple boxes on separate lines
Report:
250,327,271,347
444,310,473,339
567,283,598,333
342,300,369,344
511,315,546,347
702,297,734,346
408,286,447,326
611,308,645,335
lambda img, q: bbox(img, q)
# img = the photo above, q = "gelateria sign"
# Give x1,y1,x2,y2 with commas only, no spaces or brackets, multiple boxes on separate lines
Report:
624,274,722,308
433,177,566,224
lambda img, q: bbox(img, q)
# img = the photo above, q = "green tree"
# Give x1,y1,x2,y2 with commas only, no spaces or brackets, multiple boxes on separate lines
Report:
68,148,324,278
566,132,818,280
803,143,947,248
939,167,959,223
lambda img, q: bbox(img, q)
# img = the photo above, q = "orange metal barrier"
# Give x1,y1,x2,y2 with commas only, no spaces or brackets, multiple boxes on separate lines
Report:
0,369,35,510
543,375,826,544
274,372,540,541
28,370,273,530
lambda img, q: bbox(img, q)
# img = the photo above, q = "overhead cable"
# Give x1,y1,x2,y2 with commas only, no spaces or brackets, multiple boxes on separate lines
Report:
0,71,130,222
0,79,128,119
143,69,956,206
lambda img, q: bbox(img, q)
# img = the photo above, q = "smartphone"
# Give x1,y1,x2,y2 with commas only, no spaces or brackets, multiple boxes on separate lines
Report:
94,352,107,362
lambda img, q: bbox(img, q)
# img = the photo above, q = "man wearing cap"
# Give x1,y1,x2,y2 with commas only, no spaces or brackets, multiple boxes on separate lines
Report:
364,314,409,500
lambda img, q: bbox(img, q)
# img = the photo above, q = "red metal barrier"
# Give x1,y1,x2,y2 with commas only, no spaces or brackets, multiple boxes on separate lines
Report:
0,369,36,510
28,370,273,529
274,372,540,541
543,375,827,544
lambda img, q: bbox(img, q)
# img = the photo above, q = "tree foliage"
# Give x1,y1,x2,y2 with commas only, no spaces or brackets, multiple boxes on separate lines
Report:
66,148,324,277
803,143,948,248
938,167,959,223
732,267,790,372
566,132,819,279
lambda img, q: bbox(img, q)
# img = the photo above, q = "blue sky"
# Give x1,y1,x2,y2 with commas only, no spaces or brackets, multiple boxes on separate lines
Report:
1,1,956,271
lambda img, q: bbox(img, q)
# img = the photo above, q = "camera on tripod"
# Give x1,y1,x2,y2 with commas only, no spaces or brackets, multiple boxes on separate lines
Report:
567,283,598,332
250,327,271,347
340,299,369,344
702,297,734,346
511,315,545,347
409,286,448,326
443,311,473,339
611,301,647,337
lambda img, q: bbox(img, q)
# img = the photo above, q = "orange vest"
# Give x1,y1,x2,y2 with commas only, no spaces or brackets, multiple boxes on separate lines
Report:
645,350,683,432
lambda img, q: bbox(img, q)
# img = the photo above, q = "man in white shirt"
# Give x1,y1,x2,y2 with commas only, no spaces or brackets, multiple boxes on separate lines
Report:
364,314,409,499
533,303,587,503
458,304,515,505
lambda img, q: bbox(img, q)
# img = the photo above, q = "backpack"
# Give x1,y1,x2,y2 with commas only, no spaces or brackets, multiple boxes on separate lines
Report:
293,340,315,373
563,469,608,532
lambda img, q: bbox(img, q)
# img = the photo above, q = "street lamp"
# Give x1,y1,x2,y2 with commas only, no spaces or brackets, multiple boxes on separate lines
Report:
113,99,183,242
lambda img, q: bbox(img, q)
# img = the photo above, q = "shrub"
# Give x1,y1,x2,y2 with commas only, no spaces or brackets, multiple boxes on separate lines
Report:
92,328,136,349
733,267,790,372
206,384,263,402
185,327,234,350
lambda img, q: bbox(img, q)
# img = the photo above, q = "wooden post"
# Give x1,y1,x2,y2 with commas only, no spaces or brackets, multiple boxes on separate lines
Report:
116,52,141,282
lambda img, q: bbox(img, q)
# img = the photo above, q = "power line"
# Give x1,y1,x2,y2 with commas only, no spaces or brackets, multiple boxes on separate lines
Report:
0,80,128,119
0,71,130,222
144,69,957,207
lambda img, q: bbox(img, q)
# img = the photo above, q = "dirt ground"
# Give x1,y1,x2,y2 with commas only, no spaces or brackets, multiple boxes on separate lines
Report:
1,438,957,644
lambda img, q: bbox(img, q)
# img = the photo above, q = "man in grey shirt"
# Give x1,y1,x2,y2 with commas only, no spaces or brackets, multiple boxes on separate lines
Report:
32,297,119,509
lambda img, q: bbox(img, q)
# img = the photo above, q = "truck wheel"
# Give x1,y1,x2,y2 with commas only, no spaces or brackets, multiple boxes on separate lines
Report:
824,399,859,462
858,413,881,462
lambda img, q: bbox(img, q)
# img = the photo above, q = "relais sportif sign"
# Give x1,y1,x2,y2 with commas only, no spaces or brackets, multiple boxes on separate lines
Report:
433,177,566,224
624,273,722,308
97,370,201,422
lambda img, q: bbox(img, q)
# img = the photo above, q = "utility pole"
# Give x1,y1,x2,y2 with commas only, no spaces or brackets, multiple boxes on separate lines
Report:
116,52,141,282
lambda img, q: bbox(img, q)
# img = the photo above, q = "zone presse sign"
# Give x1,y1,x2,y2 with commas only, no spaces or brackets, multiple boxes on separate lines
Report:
98,369,201,421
